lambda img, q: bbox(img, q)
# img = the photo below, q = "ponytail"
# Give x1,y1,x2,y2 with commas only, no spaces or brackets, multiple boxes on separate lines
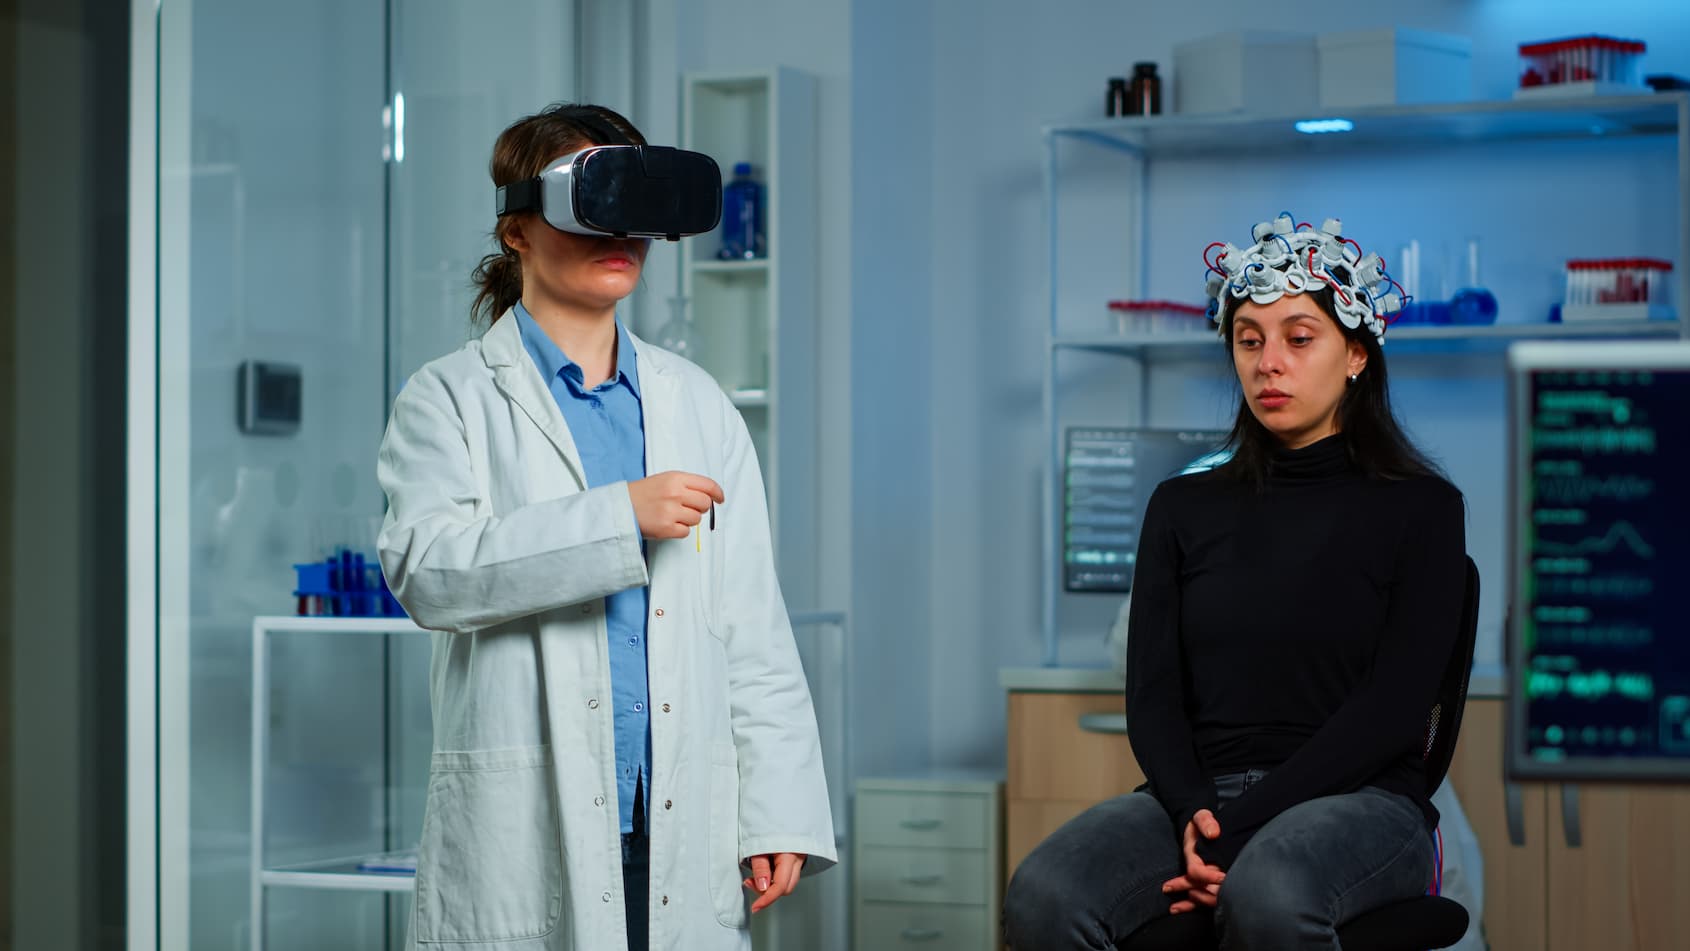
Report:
470,247,523,328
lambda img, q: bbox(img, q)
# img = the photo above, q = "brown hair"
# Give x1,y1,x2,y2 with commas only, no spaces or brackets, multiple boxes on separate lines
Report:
469,103,648,327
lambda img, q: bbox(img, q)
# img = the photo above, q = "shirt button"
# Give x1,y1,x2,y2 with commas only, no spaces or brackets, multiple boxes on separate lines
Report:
629,637,638,646
661,703,671,713
594,796,605,806
634,702,644,712
588,699,600,709
654,608,665,618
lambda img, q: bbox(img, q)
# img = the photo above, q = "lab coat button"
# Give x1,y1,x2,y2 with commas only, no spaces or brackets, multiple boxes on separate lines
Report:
594,795,605,807
661,703,671,713
602,891,612,903
664,799,672,810
662,895,669,906
588,698,600,709
654,608,665,617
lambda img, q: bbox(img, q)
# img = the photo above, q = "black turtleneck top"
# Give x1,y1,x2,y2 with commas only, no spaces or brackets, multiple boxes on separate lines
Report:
1123,433,1466,869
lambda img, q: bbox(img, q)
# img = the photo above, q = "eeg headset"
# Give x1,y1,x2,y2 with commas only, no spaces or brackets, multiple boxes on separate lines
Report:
1204,214,1406,344
496,144,723,241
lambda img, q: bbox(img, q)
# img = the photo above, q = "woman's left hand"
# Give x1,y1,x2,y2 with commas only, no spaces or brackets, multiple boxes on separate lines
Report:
743,852,806,913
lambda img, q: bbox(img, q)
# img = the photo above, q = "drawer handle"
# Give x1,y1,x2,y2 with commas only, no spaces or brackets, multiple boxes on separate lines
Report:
900,873,943,886
900,928,944,942
899,818,942,831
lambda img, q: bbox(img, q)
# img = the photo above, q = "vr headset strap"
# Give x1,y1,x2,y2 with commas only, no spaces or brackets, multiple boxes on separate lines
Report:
496,178,542,216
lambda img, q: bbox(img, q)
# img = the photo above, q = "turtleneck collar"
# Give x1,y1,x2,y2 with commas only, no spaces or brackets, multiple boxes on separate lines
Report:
1267,432,1354,483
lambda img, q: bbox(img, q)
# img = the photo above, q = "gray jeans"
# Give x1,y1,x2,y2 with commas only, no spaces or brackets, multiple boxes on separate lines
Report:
1002,772,1434,951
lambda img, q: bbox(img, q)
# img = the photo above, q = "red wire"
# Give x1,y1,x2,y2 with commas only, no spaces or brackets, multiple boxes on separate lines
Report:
1204,241,1228,274
1308,247,1352,305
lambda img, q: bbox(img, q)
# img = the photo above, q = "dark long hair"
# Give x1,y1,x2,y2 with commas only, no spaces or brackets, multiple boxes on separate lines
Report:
468,103,647,328
1213,283,1445,484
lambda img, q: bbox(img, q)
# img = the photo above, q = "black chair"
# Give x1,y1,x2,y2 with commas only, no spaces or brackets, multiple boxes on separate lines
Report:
1121,555,1482,951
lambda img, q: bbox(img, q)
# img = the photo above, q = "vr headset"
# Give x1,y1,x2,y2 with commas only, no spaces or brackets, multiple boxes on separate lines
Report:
496,145,722,241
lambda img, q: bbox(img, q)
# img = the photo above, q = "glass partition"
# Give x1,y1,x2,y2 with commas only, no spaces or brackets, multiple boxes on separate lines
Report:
153,2,576,947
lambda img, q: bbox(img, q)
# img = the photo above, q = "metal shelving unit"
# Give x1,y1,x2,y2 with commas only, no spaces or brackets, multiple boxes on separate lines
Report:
249,615,426,950
1039,93,1690,666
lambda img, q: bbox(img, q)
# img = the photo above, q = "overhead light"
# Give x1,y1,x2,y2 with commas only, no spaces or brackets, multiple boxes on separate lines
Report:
1295,118,1354,134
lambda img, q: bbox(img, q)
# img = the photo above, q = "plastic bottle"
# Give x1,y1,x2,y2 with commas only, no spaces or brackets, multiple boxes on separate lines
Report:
718,162,766,260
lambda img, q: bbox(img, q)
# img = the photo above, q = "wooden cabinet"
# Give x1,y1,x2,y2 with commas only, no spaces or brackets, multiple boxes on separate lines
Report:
1544,783,1690,950
1447,698,1690,951
1004,690,1144,881
1444,697,1547,951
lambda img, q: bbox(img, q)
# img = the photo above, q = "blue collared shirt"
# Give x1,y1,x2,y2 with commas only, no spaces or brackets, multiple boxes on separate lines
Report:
513,302,651,835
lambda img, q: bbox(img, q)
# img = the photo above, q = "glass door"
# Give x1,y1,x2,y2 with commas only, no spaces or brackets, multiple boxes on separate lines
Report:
151,2,576,948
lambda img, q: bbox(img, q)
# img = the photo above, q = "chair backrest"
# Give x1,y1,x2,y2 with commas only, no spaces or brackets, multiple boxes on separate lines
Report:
1421,555,1481,795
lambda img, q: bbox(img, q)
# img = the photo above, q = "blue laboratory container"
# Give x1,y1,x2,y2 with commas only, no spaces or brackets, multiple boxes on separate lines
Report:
1449,287,1499,325
717,162,766,260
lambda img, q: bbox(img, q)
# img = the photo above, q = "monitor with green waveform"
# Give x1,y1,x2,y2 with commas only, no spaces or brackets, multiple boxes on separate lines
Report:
1508,342,1690,781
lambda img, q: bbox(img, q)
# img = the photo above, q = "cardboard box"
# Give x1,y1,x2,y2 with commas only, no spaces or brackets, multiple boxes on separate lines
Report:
1174,31,1318,115
1317,28,1472,108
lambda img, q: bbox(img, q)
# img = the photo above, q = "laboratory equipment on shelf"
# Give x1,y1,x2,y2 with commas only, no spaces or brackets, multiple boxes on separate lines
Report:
1560,258,1675,322
1517,35,1648,98
1106,299,1207,335
718,162,766,259
293,548,405,617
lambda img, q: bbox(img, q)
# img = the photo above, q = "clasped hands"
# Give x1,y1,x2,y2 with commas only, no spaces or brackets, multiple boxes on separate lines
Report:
1161,809,1224,915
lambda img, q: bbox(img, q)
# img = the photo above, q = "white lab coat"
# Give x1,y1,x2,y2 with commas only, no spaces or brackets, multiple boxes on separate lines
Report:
377,311,836,951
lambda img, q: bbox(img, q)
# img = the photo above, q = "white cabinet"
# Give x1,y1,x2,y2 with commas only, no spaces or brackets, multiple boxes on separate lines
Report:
1037,93,1690,666
248,615,430,950
854,773,1004,951
679,67,819,610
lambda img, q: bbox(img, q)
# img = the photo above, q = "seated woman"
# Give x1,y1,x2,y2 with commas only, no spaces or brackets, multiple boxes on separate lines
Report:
1003,215,1467,950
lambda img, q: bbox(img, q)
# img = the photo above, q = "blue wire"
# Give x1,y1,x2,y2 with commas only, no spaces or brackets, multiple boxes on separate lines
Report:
1273,234,1294,256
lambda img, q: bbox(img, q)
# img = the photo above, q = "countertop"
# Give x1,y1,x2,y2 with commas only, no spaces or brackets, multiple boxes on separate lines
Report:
1001,663,1507,699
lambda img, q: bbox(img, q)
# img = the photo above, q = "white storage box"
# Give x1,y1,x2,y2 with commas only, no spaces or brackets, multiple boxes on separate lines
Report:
1317,28,1472,108
1174,31,1317,115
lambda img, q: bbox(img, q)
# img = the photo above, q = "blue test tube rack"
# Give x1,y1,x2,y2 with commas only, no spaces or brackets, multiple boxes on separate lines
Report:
292,548,407,618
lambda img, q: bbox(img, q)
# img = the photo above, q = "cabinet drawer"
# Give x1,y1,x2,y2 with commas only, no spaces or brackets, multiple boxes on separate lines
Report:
857,846,989,904
856,901,989,950
857,791,989,849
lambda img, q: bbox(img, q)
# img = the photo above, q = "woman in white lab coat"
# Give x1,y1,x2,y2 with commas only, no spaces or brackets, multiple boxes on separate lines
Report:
377,103,835,951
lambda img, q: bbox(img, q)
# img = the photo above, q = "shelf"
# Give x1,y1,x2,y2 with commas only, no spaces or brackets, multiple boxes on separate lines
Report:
253,615,423,637
729,388,770,409
1047,92,1685,157
1053,320,1682,358
261,856,415,893
691,258,771,274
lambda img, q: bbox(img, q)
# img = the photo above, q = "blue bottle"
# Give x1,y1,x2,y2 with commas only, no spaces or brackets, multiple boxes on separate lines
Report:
718,162,766,260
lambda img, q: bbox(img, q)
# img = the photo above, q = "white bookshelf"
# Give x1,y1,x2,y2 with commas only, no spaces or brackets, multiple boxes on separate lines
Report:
680,67,820,610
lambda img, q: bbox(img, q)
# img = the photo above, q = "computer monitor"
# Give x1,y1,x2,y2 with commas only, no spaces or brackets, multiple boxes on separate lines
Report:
1063,427,1229,592
1506,340,1690,782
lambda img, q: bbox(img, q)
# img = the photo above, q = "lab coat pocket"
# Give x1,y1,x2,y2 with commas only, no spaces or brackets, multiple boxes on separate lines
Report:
695,525,727,642
708,742,749,929
414,745,562,944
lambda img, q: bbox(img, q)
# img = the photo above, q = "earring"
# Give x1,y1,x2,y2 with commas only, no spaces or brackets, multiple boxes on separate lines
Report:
1347,373,1359,385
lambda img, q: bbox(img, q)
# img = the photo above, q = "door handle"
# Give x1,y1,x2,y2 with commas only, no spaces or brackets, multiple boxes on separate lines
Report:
1561,784,1582,848
899,928,943,942
899,873,943,886
1505,782,1526,846
898,818,941,831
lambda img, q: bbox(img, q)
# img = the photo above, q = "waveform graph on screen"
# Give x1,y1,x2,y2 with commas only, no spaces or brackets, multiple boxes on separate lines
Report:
1513,354,1690,780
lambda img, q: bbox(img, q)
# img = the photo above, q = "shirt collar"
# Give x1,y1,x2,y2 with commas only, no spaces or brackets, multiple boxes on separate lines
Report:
513,301,641,398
